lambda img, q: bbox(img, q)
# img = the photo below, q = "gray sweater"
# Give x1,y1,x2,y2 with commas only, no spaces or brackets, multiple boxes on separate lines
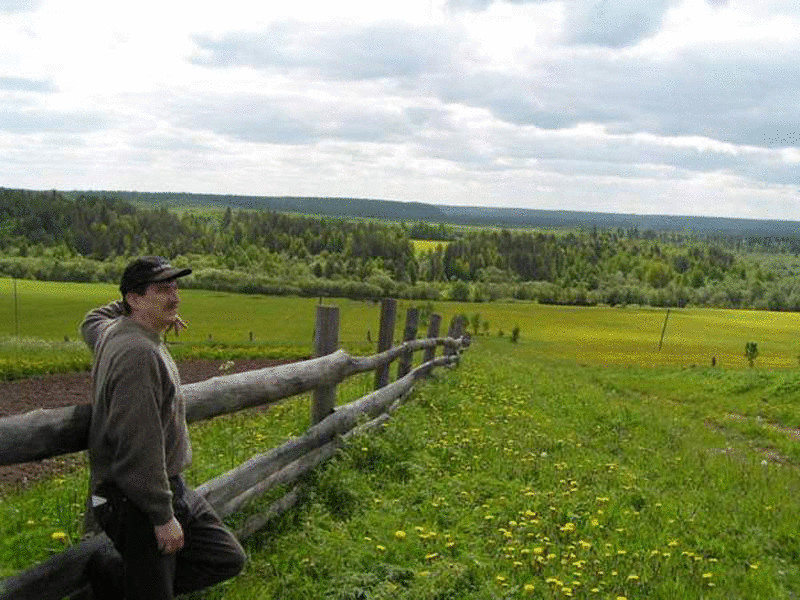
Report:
82,301,192,526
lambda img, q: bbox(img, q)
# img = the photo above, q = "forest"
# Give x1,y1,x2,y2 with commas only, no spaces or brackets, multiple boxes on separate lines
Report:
3,187,800,310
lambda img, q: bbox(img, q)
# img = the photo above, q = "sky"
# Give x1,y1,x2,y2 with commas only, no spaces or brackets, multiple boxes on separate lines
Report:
1,0,799,220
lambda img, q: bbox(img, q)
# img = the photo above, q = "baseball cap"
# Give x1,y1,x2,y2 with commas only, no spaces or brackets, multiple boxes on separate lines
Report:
120,256,192,296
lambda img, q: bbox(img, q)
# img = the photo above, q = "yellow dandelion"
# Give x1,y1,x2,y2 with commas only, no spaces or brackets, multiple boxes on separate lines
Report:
394,530,406,540
627,574,639,581
51,531,68,542
425,552,439,561
376,545,386,552
495,575,507,583
560,522,576,533
749,563,759,570
533,546,545,555
702,573,713,579
524,583,535,594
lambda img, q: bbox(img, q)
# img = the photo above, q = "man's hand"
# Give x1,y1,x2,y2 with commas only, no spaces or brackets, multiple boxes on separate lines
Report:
154,516,184,554
166,316,188,337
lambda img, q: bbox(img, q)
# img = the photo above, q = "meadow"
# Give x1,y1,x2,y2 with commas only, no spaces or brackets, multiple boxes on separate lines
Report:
411,239,450,255
2,279,800,598
3,277,800,376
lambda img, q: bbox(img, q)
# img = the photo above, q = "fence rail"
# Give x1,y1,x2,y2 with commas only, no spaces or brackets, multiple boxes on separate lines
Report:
0,299,469,600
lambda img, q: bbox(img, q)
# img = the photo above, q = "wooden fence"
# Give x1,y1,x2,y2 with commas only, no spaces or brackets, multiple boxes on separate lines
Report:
0,299,469,600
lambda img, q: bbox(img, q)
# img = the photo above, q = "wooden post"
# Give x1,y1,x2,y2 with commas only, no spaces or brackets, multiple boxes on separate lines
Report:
423,313,441,363
311,305,339,425
445,314,459,356
397,307,419,379
374,298,397,390
13,276,19,337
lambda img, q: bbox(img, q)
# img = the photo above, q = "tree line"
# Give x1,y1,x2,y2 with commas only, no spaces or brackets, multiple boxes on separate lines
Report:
2,187,799,310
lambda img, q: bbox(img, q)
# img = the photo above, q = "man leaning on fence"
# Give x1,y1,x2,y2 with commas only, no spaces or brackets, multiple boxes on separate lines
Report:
81,256,246,599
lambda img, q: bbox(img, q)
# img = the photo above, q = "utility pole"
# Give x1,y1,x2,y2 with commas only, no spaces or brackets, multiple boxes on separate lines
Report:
13,276,19,337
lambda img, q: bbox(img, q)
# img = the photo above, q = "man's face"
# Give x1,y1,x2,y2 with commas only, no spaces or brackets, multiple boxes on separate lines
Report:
127,279,180,332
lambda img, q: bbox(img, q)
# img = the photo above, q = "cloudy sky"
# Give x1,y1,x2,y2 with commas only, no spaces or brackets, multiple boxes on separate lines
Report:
1,0,799,220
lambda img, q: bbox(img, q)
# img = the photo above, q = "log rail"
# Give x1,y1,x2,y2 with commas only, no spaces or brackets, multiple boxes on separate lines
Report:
0,299,469,600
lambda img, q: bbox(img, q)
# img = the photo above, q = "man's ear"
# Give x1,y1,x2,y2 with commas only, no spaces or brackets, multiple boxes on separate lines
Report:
125,290,142,312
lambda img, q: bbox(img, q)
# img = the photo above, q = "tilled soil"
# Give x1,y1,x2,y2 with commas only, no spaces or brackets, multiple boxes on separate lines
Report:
0,358,294,490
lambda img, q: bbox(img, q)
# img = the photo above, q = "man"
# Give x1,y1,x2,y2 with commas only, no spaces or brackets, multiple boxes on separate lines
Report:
82,256,246,599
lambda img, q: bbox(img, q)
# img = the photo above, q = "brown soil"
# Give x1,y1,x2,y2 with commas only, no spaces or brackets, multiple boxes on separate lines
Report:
0,358,296,491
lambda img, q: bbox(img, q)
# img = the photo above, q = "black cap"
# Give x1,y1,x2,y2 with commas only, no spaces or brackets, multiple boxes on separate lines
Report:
120,256,192,296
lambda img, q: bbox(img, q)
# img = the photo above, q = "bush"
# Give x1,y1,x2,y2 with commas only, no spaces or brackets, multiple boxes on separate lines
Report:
745,341,759,367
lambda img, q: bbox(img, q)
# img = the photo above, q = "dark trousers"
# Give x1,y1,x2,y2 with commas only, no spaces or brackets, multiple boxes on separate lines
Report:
90,479,246,599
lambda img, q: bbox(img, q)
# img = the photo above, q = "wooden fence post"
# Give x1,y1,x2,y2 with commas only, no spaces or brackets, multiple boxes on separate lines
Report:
445,314,460,356
311,305,339,425
397,307,419,379
423,313,442,363
374,298,397,390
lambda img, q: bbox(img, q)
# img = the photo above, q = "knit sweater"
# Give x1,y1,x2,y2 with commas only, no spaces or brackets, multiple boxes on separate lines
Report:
82,301,192,526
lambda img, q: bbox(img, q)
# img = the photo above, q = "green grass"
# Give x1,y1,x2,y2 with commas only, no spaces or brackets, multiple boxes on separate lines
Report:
187,339,800,599
3,280,800,596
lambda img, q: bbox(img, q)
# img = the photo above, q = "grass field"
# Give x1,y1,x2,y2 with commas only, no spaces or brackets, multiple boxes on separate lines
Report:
411,239,450,255
2,279,800,597
2,278,799,375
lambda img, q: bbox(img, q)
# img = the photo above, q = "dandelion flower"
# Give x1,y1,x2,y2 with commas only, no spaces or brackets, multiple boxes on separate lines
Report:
395,530,406,540
376,545,386,552
524,583,535,594
627,574,639,581
702,573,713,579
51,531,68,542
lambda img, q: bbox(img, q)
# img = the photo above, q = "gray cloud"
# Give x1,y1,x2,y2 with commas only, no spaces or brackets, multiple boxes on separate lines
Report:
192,14,800,156
174,93,412,145
0,0,43,13
563,0,675,47
0,108,109,134
0,76,55,93
448,0,728,47
192,22,461,81
429,40,800,151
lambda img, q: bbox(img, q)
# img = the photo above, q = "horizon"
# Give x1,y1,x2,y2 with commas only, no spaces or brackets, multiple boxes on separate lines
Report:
18,185,800,226
1,1,799,221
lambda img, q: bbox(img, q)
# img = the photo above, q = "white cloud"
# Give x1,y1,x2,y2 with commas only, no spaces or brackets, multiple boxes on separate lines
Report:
0,0,799,219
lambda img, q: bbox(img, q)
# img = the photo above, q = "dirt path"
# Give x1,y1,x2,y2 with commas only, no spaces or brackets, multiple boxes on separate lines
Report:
0,358,294,490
